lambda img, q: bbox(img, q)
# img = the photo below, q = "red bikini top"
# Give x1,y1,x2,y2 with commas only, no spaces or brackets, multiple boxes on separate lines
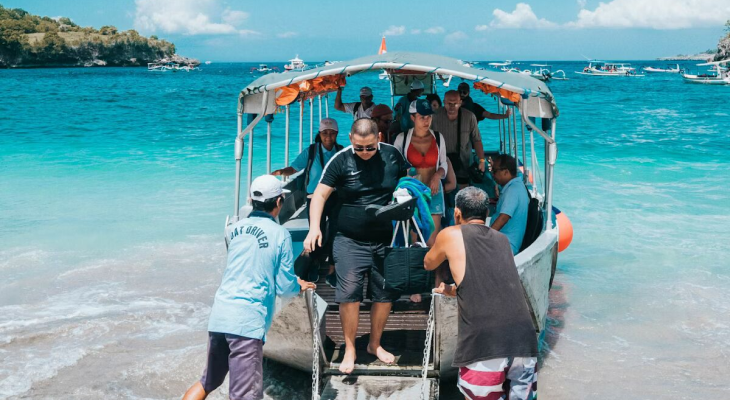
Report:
407,136,439,169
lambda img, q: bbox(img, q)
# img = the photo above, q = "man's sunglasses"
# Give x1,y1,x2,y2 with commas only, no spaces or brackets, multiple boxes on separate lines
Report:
353,146,377,152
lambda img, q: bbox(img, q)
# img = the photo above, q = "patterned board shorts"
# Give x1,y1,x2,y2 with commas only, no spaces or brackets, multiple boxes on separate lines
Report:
457,356,537,400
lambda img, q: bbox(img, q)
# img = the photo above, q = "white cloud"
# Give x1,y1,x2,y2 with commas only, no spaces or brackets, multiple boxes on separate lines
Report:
489,3,557,29
221,9,248,26
383,25,406,36
566,0,730,29
577,0,587,9
133,0,254,35
444,31,468,43
277,31,298,38
475,25,489,31
411,29,422,34
425,26,445,34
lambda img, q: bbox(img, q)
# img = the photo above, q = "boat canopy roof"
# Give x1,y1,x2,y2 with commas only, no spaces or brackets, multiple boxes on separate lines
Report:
239,52,557,117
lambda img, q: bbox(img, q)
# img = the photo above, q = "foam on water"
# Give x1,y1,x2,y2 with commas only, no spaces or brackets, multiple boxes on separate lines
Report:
1,62,729,398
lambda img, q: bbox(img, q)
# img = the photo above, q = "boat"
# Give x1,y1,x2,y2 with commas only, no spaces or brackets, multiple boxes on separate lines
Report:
205,61,212,65
642,64,680,73
513,64,569,82
284,55,307,71
681,60,730,85
575,61,644,77
231,52,562,398
488,60,513,71
147,62,167,71
250,64,279,74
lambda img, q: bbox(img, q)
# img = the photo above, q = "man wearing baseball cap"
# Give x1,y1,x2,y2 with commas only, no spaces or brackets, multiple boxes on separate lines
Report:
183,175,315,400
335,86,375,120
393,79,426,134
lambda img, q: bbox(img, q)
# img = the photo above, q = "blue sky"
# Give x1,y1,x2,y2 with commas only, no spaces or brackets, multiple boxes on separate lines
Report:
4,0,729,61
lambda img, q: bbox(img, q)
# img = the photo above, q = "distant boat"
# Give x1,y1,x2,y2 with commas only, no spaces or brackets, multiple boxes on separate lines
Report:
682,60,730,85
250,64,278,73
205,61,212,65
284,55,307,71
642,64,680,73
575,61,644,77
488,60,513,71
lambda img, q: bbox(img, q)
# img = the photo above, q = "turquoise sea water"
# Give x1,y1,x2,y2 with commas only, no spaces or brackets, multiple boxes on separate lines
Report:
1,62,729,399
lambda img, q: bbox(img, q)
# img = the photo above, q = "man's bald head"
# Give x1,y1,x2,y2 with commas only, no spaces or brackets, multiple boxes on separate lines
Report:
350,118,378,138
444,90,460,101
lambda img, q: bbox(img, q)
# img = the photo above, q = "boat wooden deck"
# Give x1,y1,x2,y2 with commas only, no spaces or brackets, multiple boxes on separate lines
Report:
312,265,433,375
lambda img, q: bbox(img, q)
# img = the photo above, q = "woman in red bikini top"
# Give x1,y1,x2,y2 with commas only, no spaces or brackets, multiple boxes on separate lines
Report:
393,99,449,244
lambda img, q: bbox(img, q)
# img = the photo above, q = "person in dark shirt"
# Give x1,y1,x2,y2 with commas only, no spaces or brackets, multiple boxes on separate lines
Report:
304,118,408,374
457,82,511,122
424,187,538,400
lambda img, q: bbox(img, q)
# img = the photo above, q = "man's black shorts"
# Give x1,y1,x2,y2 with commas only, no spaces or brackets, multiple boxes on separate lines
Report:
332,234,401,303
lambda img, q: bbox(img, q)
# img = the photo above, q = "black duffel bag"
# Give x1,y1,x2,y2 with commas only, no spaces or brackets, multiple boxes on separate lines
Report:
383,246,433,295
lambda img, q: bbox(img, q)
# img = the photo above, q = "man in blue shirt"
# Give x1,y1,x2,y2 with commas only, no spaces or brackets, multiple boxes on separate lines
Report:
183,175,315,400
272,118,343,195
272,118,344,286
490,154,528,254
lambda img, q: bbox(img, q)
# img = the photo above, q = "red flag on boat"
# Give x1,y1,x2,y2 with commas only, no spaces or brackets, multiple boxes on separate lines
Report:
378,36,387,55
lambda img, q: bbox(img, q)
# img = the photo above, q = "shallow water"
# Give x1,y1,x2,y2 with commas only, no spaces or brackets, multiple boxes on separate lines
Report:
1,62,728,399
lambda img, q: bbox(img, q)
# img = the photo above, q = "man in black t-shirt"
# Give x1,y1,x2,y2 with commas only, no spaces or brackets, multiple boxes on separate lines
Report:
304,118,408,374
458,82,511,122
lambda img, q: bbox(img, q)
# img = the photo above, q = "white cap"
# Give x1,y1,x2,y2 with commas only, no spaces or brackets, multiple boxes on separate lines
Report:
410,80,425,90
319,118,338,132
250,175,290,202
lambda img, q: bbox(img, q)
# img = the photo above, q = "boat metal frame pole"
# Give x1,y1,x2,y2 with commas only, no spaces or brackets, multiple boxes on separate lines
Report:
545,119,557,229
299,99,304,153
266,121,272,174
234,92,269,220
309,97,314,144
506,104,512,157
497,100,504,153
325,94,329,117
318,95,322,122
512,107,518,159
285,105,290,178
520,107,527,183
234,112,243,221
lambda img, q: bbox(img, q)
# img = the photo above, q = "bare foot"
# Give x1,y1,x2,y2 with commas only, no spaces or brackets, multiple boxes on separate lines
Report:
409,293,422,303
339,348,356,374
367,344,395,364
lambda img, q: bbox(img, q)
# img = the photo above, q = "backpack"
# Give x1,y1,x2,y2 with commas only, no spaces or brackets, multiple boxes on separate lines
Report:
304,142,344,189
519,186,544,252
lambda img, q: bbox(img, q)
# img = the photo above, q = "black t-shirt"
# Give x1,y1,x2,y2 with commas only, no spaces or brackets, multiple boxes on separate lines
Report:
319,144,408,242
462,96,487,122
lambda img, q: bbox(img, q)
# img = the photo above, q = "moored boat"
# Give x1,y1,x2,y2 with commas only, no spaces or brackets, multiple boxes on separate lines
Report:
284,55,307,71
231,52,563,398
681,60,730,85
642,64,680,73
575,60,644,77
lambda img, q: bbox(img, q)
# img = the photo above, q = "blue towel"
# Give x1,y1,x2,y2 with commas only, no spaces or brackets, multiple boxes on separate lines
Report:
392,177,435,246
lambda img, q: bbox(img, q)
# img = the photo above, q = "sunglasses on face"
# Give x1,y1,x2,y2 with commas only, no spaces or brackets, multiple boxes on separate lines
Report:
353,145,377,152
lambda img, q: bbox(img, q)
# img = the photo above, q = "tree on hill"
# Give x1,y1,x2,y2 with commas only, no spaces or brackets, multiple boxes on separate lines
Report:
0,5,182,67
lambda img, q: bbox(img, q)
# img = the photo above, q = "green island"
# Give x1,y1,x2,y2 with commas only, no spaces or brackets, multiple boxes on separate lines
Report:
0,4,194,68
